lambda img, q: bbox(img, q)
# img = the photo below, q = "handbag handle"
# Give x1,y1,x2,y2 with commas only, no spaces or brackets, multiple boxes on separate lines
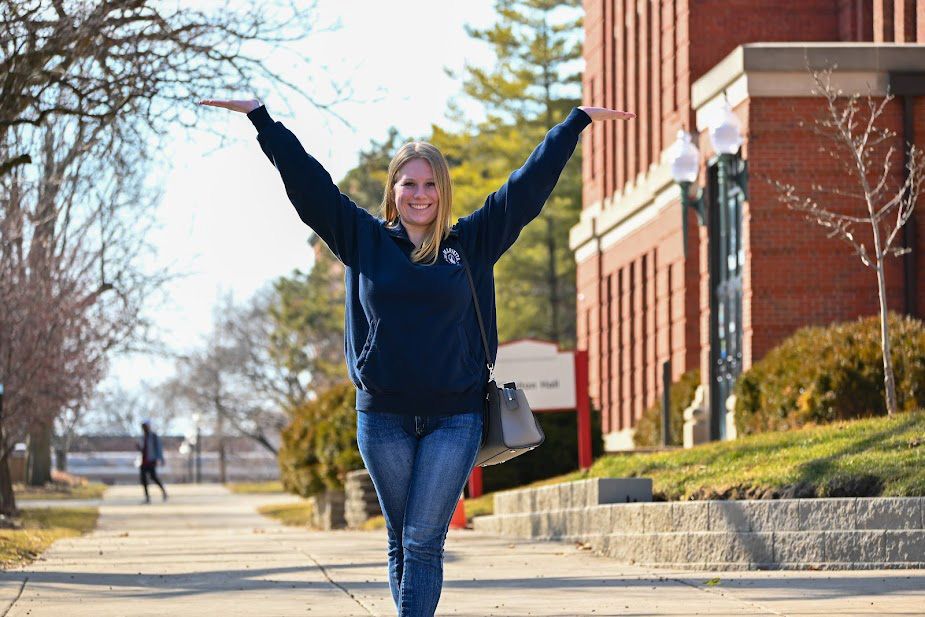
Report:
458,251,495,381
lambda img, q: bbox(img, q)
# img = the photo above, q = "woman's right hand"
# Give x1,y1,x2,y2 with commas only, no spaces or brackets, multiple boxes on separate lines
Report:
198,98,261,113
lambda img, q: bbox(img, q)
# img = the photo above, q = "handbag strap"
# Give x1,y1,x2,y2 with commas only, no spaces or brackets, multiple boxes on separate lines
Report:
458,251,495,381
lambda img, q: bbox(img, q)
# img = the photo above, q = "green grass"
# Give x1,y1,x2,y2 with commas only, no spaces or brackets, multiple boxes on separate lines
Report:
591,411,925,500
0,507,99,568
225,481,285,494
14,482,107,500
465,411,925,518
257,501,314,526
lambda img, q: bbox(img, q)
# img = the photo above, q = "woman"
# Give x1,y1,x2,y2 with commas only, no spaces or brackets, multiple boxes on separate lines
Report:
200,97,633,616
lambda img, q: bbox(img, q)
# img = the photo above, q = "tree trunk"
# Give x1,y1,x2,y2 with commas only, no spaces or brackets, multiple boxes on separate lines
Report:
875,260,899,415
27,420,53,486
545,216,560,342
217,412,227,484
0,426,18,518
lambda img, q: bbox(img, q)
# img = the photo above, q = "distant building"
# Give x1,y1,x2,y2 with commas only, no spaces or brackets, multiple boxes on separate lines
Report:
574,1,925,449
63,435,280,485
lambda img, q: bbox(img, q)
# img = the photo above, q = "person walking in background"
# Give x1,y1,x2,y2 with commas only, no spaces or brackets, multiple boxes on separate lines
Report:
199,97,632,616
137,419,167,504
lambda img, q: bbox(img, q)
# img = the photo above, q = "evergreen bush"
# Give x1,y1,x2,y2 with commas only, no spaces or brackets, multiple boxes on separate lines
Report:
633,369,701,447
734,314,925,435
278,382,364,497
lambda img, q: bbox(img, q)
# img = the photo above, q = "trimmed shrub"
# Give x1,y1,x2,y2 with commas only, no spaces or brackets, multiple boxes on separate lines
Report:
279,382,364,497
633,369,701,447
734,314,925,435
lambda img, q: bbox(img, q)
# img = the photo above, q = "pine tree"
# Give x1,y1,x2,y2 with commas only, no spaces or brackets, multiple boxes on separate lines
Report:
454,0,583,346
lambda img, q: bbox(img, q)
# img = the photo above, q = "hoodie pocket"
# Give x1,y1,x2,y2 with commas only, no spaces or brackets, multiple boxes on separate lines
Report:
357,319,481,395
356,318,379,369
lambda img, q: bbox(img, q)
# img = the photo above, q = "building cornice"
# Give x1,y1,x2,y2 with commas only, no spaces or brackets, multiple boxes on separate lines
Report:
692,43,925,130
571,43,925,263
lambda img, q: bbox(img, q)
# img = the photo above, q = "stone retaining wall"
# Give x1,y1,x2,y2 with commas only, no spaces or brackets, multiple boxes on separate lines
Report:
472,479,925,570
345,469,381,529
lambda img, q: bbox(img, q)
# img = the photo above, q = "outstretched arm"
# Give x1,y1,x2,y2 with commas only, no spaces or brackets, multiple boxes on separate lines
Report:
199,99,372,266
456,106,634,265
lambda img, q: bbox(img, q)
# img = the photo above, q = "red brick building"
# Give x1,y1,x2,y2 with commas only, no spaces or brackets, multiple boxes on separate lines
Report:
573,0,925,450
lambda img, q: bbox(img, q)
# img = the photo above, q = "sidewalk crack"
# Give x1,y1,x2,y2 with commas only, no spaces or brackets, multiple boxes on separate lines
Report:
291,544,379,616
654,573,788,617
0,577,28,617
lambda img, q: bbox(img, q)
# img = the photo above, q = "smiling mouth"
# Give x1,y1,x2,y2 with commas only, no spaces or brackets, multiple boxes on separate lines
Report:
409,203,431,210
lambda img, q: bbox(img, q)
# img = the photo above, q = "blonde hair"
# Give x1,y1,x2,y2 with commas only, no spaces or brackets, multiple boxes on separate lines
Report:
381,141,453,264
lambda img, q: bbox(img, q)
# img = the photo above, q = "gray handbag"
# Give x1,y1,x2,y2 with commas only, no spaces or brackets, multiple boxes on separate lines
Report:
459,251,545,467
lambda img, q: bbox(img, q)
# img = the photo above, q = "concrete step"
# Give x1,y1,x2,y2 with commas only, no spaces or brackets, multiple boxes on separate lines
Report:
475,489,925,570
494,478,652,514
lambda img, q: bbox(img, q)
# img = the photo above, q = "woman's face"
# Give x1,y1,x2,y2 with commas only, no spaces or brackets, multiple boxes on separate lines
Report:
393,158,439,231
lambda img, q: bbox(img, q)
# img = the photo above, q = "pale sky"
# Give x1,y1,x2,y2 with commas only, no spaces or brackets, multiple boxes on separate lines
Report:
108,0,501,399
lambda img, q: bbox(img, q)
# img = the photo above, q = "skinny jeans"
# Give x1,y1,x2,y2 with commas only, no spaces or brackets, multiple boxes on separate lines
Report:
356,410,483,617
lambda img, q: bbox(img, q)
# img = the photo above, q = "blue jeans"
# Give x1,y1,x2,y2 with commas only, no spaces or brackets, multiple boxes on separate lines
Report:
356,410,483,617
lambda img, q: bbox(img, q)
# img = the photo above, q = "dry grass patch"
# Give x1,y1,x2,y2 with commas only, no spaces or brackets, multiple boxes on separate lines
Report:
257,501,314,527
225,481,285,494
14,483,107,500
0,507,99,569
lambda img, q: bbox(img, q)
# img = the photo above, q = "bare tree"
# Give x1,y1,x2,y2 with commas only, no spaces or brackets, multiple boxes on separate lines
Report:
0,0,345,177
0,0,343,514
160,300,287,460
0,107,167,509
773,68,924,416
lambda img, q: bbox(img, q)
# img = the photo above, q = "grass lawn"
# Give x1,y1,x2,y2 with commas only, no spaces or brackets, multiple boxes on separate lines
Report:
257,501,314,526
225,481,285,494
465,411,925,518
14,482,108,501
0,507,99,569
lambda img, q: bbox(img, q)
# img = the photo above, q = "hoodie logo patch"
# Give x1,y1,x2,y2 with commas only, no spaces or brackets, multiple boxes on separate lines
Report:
442,247,461,266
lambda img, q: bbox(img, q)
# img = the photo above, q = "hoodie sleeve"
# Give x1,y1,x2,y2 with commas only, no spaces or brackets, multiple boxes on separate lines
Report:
247,105,374,266
455,108,591,265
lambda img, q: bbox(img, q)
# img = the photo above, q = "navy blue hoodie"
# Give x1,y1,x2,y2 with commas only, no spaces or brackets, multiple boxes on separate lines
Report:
248,105,591,416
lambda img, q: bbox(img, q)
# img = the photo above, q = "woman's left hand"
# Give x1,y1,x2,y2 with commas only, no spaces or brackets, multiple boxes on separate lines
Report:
578,106,636,121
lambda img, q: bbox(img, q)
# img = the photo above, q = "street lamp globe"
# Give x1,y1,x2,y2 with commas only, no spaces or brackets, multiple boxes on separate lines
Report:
670,130,700,183
709,101,743,155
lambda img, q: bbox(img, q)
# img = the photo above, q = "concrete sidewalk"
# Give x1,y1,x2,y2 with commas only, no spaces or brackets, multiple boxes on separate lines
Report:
0,484,922,616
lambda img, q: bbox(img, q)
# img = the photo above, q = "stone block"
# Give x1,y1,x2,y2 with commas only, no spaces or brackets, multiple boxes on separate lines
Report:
824,530,884,565
558,482,574,510
530,512,546,538
687,532,730,565
536,487,556,512
730,532,774,565
513,514,536,538
800,498,856,531
882,530,925,564
611,503,645,534
764,499,802,531
774,530,825,565
493,492,512,514
569,480,598,508
651,532,689,564
587,504,612,533
548,510,568,538
856,498,924,531
641,503,672,533
673,501,710,532
601,533,630,562
710,501,763,532
597,478,653,504
473,516,500,535
566,508,587,536
622,533,652,564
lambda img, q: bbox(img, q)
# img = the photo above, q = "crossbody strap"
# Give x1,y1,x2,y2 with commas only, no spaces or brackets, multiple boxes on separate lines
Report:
458,251,495,380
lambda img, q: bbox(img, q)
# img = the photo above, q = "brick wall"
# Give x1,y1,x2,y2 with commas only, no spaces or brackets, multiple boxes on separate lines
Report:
581,0,924,445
